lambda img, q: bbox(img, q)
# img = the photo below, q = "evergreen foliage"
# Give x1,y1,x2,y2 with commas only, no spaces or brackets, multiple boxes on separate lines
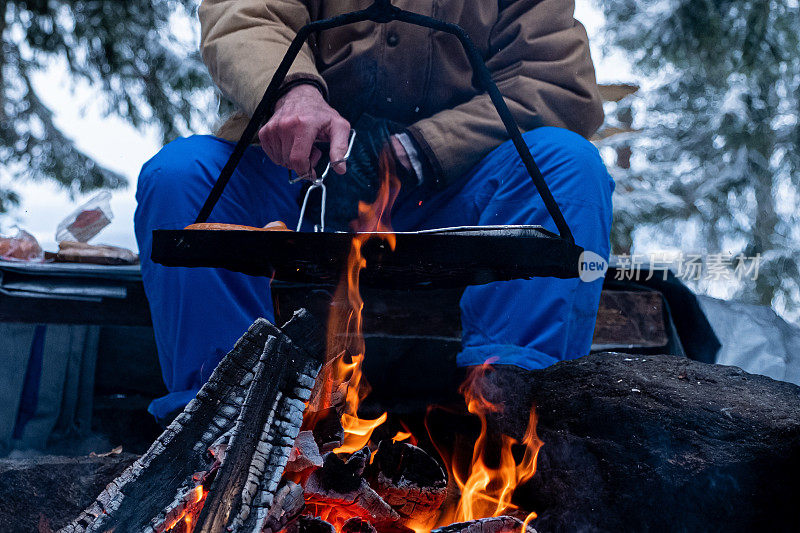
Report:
0,0,211,208
600,0,800,313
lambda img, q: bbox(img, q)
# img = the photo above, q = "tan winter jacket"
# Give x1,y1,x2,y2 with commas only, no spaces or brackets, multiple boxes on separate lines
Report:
199,0,604,185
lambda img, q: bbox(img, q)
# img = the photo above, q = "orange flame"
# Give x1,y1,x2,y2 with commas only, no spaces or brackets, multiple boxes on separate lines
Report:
448,362,543,529
162,485,207,533
295,149,402,530
391,431,413,443
308,148,400,454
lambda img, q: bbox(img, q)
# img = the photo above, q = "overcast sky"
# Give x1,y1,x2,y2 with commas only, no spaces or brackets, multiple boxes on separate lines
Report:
4,0,634,253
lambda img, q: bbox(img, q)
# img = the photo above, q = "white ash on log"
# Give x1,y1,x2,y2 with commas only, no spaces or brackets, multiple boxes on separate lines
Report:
262,481,306,533
59,310,325,533
431,516,537,533
366,440,447,525
286,430,325,474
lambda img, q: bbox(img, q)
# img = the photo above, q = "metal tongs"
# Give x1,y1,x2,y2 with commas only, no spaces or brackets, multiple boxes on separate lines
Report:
291,130,357,232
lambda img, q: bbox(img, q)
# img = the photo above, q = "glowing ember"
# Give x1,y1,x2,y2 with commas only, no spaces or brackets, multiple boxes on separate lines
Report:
162,485,207,532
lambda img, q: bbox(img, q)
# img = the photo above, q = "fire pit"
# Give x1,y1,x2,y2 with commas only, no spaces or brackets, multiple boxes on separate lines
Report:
8,349,799,532
58,308,541,533
63,167,550,533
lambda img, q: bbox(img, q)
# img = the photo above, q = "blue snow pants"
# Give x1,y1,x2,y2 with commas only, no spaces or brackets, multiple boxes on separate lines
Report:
135,127,614,421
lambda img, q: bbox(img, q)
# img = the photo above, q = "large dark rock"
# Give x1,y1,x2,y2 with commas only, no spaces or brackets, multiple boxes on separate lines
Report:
514,353,800,533
0,453,137,532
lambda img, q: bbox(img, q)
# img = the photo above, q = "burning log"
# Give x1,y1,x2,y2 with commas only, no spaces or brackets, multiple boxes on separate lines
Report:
59,310,325,533
262,481,306,533
304,451,400,525
367,440,447,524
286,516,337,533
431,516,537,533
340,517,378,533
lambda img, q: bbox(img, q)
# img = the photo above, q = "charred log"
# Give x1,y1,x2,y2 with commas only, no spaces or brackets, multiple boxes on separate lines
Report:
59,310,325,533
431,516,537,533
195,315,324,532
341,517,378,533
304,451,399,524
285,516,337,533
262,481,306,533
313,449,369,494
286,430,325,474
367,440,447,524
310,407,346,453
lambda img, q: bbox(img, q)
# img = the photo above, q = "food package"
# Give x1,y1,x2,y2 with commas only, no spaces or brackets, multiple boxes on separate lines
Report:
56,241,139,265
56,191,113,243
0,227,44,262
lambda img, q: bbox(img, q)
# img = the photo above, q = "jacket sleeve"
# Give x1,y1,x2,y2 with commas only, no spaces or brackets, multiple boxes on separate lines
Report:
406,0,604,187
199,0,327,117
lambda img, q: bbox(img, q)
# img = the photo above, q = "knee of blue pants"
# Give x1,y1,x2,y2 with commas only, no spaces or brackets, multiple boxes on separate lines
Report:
483,127,613,222
135,136,233,240
457,127,614,371
135,135,300,240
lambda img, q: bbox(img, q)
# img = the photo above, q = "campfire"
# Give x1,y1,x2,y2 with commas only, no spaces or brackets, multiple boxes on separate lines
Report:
60,154,542,533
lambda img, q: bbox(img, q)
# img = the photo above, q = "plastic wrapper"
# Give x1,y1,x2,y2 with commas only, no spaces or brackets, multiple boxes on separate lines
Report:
56,191,113,243
0,227,44,262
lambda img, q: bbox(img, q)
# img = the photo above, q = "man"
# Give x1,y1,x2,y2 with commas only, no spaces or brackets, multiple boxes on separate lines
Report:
134,0,614,423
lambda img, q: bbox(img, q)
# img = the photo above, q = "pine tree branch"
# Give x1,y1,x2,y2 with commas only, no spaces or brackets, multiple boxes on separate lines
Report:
12,47,126,192
0,0,7,122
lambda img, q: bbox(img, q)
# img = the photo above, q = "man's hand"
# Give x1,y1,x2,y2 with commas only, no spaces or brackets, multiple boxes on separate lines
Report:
258,84,351,176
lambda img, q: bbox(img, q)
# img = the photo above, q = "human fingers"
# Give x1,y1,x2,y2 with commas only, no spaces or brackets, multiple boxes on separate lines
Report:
286,122,318,175
327,117,351,175
258,122,282,165
310,146,323,170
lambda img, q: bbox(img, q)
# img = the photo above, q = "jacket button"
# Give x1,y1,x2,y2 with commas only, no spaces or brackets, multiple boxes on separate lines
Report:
387,32,399,47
